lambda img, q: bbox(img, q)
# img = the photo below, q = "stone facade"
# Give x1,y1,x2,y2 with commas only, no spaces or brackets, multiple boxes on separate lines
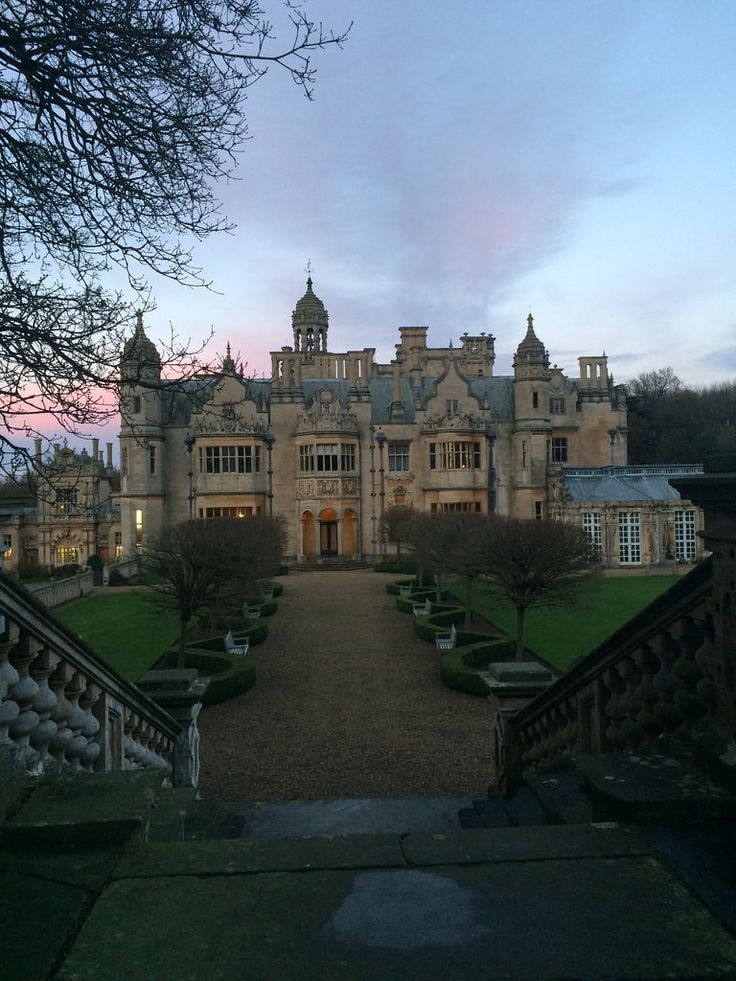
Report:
0,440,119,572
118,279,632,562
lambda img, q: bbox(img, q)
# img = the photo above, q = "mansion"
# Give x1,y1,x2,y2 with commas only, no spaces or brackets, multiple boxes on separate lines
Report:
0,279,705,569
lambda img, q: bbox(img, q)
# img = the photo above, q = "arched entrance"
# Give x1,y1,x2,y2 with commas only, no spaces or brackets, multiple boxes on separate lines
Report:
301,510,317,558
319,507,338,557
343,508,358,558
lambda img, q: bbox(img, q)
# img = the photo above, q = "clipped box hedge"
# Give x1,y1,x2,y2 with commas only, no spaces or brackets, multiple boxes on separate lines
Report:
439,638,517,696
162,640,256,706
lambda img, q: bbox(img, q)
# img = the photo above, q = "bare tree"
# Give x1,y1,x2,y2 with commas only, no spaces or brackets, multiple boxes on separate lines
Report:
379,505,416,556
144,516,284,666
0,1,349,465
627,367,683,400
478,517,597,660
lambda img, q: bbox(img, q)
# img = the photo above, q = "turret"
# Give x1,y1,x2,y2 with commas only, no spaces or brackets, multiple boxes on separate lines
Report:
292,277,329,354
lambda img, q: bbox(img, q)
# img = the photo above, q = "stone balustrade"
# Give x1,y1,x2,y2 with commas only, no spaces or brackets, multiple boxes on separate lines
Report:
494,558,716,793
27,570,95,609
0,574,189,783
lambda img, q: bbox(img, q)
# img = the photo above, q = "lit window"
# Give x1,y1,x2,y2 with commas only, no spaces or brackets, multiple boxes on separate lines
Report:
2,534,12,558
619,512,640,565
55,488,78,512
388,443,410,471
114,532,122,559
135,509,143,548
675,510,696,561
55,546,79,564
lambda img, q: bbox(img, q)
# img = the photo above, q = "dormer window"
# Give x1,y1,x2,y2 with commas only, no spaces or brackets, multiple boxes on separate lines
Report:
446,399,459,416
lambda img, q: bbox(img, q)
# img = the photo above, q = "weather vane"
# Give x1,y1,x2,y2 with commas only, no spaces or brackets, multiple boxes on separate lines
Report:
305,258,314,279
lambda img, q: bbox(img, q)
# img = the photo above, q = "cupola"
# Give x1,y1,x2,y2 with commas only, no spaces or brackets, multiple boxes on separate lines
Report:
120,310,161,381
292,276,329,354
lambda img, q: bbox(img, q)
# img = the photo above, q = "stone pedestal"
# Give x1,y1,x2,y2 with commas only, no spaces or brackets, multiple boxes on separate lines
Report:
481,661,556,797
137,669,209,788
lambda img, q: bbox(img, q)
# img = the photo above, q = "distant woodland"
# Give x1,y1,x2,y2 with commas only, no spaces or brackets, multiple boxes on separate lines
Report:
626,369,736,465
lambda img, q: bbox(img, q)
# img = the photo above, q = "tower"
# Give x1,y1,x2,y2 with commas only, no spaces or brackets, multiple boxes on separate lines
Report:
292,277,329,354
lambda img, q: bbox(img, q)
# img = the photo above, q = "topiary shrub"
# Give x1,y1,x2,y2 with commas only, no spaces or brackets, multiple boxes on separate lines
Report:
385,579,418,596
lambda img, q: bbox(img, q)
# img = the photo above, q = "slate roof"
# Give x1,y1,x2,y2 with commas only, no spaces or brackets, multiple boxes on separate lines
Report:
562,466,704,503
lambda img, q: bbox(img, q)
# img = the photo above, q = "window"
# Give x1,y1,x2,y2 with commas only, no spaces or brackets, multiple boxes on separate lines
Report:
439,501,481,512
55,488,78,512
2,534,12,558
549,398,566,415
340,444,356,472
133,396,141,413
148,445,156,475
201,445,261,474
582,512,601,559
299,443,355,473
55,546,79,564
121,447,128,477
521,441,527,468
534,501,543,520
388,443,410,471
204,506,260,518
135,509,143,549
532,392,538,408
619,512,640,564
316,444,339,472
299,446,315,472
114,532,122,559
446,399,459,416
675,509,696,561
429,441,482,470
548,437,568,464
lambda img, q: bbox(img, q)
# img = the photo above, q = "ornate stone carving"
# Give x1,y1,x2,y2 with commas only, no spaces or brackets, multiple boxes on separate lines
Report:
295,392,359,435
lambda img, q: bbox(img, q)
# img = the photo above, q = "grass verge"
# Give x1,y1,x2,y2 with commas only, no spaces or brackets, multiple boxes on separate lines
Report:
57,590,180,682
448,575,677,672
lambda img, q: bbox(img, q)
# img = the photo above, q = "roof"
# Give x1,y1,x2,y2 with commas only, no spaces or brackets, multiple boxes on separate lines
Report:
562,466,704,503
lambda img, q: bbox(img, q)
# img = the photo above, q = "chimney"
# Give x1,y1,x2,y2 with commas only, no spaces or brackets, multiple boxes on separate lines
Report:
106,443,113,467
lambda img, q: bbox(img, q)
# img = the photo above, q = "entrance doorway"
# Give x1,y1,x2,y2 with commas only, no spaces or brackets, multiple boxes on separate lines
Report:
319,507,338,556
320,521,338,556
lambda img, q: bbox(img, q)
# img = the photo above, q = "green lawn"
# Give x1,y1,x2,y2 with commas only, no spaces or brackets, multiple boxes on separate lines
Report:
448,575,678,673
57,591,181,682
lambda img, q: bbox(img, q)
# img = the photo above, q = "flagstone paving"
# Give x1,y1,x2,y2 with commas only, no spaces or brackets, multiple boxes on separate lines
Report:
198,570,493,801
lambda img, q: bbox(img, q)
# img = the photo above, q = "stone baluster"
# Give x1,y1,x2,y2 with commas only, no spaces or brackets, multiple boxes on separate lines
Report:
651,630,686,748
48,662,76,768
8,637,42,772
79,681,102,771
29,648,61,768
124,711,145,768
668,616,710,745
632,643,663,746
618,655,646,749
601,666,628,751
0,622,21,752
64,672,89,771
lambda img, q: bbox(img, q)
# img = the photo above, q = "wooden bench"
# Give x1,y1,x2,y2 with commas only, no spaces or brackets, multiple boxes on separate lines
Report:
412,598,431,618
435,623,457,651
224,630,250,656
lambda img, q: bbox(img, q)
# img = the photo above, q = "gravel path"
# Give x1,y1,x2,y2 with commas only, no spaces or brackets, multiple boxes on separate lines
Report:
198,570,494,801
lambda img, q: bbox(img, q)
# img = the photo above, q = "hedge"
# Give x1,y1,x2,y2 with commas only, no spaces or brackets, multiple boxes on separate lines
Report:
162,640,256,706
384,579,418,596
439,638,517,696
374,558,419,574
